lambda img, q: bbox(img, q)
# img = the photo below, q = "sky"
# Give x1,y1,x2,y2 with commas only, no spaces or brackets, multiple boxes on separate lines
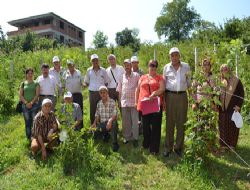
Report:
0,0,250,48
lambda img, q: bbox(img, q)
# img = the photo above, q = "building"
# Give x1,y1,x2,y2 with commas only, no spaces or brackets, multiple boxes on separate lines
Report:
7,12,85,48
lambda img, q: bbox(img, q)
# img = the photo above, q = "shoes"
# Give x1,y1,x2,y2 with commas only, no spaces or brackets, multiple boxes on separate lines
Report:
174,149,182,157
163,151,171,157
123,139,129,144
112,143,120,152
133,140,139,148
150,151,159,156
103,133,110,142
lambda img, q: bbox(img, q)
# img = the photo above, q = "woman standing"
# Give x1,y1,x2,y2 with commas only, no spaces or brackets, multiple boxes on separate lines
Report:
19,68,40,140
135,60,165,154
218,64,244,151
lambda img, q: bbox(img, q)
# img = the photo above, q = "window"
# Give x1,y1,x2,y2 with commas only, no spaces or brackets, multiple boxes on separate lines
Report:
44,19,51,25
78,31,82,39
60,21,64,29
60,35,64,43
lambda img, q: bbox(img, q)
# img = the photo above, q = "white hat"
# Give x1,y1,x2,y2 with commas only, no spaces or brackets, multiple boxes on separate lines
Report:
231,111,243,128
131,56,138,62
90,54,99,61
42,98,52,106
66,59,74,65
99,85,108,92
124,59,131,64
169,47,180,55
52,56,60,63
64,91,72,99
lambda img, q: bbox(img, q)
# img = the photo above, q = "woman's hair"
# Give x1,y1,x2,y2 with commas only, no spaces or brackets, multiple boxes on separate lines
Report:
202,58,211,66
202,58,212,76
148,59,158,68
220,64,231,72
25,68,34,79
25,68,34,75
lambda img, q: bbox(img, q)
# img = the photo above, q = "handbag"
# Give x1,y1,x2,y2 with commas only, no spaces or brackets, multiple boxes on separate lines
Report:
141,97,160,115
16,101,23,113
141,75,160,115
16,82,24,113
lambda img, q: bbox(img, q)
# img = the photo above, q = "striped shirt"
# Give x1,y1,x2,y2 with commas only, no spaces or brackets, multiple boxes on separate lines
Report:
32,111,58,141
117,72,140,107
95,98,117,123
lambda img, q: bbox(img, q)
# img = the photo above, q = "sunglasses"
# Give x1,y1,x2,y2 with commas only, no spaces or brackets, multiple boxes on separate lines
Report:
149,63,157,68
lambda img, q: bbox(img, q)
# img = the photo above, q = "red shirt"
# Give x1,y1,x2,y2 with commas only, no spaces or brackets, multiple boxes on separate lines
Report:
137,74,164,111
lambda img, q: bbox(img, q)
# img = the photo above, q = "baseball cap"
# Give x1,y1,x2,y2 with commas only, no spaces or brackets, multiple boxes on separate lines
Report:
124,59,131,64
64,91,72,99
131,56,138,62
169,47,180,55
66,59,74,65
90,54,99,61
52,56,60,63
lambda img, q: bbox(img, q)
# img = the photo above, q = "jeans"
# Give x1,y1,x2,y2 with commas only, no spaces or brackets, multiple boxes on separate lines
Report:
22,103,40,140
96,121,118,144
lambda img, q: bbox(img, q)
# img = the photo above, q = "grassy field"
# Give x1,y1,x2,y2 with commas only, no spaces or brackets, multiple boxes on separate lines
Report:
0,92,250,190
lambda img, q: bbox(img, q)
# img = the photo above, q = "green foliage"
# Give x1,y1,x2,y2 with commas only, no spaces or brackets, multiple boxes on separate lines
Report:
185,69,219,166
92,30,109,49
155,0,200,42
115,27,140,53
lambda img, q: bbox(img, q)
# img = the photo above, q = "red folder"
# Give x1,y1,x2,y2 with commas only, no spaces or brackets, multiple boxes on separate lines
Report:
141,96,160,115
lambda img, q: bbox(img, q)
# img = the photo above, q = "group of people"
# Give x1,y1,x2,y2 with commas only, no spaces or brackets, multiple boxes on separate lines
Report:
19,47,244,160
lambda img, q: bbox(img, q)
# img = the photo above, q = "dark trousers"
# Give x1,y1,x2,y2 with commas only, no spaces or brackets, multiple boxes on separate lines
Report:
72,93,83,113
165,92,188,153
108,88,119,102
89,91,101,124
72,93,83,128
142,109,162,153
96,121,118,144
22,103,40,140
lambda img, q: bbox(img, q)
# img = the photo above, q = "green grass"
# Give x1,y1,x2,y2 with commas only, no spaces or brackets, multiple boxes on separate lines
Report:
0,113,250,190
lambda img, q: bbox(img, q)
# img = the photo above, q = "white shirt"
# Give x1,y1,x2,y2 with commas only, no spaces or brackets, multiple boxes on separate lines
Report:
36,75,57,95
106,65,125,88
49,67,65,88
84,67,110,91
63,69,83,93
163,62,191,91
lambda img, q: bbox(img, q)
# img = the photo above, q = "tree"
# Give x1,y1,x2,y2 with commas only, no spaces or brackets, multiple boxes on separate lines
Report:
224,17,244,40
115,28,140,52
92,30,108,49
192,20,223,43
154,0,200,42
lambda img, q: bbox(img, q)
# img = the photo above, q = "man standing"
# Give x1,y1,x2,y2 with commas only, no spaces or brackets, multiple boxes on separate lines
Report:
63,59,84,114
106,54,125,102
37,64,57,111
49,56,64,96
117,59,140,147
84,54,110,124
91,86,119,152
163,47,191,157
61,91,83,131
31,99,59,160
131,56,144,76
131,55,144,134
